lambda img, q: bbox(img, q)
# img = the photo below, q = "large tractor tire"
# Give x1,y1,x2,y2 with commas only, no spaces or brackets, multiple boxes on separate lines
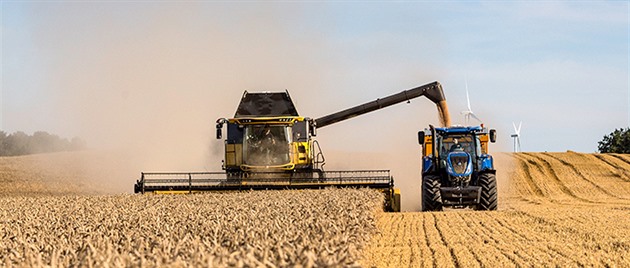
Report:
422,175,443,211
477,173,498,211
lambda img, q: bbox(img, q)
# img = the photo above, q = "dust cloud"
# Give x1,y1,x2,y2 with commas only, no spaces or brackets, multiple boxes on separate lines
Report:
491,152,516,210
9,3,446,199
18,3,332,192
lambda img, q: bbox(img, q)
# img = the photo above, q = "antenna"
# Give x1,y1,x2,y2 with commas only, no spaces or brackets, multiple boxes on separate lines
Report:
460,79,482,125
511,121,522,152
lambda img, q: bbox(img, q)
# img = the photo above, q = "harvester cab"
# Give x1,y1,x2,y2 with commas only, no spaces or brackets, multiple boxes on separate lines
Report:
418,125,498,211
215,90,323,174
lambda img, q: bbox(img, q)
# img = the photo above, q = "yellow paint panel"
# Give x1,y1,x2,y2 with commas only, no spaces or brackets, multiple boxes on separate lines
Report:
225,143,242,167
294,141,311,165
153,191,202,194
423,137,433,157
479,134,489,154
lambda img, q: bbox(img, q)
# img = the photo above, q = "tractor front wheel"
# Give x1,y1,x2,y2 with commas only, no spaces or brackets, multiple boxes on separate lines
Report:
422,174,443,211
476,173,498,211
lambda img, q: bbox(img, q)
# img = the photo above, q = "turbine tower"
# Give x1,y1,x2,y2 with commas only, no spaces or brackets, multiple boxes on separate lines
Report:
511,122,522,152
460,80,482,125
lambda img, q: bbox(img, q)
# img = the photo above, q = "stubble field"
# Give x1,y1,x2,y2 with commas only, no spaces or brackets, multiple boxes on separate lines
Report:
1,151,629,267
362,152,630,267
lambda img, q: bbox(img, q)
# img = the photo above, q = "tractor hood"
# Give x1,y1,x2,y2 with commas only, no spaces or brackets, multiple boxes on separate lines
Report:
446,151,473,177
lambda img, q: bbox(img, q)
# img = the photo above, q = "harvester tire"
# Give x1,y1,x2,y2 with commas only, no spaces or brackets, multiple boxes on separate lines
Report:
477,173,498,211
422,175,443,211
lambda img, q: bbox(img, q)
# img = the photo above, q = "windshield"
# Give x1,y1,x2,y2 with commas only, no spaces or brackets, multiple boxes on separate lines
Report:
243,125,291,166
439,134,479,159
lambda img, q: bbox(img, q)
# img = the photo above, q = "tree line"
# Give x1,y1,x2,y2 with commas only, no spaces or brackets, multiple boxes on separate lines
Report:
0,131,86,156
598,128,630,153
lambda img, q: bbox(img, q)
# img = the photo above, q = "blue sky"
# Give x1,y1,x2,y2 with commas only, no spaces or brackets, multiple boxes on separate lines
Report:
1,1,628,154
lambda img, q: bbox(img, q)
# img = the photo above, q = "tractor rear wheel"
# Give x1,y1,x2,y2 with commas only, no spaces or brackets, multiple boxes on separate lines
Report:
422,174,443,211
477,173,498,211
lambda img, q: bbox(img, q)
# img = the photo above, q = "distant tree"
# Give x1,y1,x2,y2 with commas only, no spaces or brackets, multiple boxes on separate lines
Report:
4,131,30,156
0,131,6,154
32,131,54,153
0,130,87,156
598,128,630,153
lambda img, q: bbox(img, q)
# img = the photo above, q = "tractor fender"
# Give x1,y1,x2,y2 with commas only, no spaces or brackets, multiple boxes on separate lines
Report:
479,154,495,171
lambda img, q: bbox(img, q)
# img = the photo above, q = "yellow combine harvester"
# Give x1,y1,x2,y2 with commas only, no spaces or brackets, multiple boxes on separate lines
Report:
134,81,450,212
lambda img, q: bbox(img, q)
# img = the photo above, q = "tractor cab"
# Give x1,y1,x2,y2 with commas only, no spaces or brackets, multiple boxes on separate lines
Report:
419,126,496,176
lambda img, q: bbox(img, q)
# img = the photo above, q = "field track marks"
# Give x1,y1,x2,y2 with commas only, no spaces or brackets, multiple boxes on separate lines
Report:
433,214,461,267
455,212,525,266
507,209,593,266
508,207,630,266
420,214,437,267
592,154,630,182
446,213,484,267
510,154,546,199
544,153,629,200
423,214,455,267
611,154,630,166
362,213,433,267
521,153,595,203
478,211,581,266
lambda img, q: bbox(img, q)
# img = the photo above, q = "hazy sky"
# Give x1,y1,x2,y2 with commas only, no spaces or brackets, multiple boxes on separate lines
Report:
1,1,628,154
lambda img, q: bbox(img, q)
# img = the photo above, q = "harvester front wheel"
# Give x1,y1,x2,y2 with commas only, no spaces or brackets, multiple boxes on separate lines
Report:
476,173,498,211
422,175,443,211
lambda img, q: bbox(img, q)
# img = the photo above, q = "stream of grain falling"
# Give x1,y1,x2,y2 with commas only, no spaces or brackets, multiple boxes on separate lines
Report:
436,100,451,127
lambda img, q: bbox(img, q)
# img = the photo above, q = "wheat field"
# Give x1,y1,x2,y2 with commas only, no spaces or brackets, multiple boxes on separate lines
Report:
362,152,630,267
1,151,629,267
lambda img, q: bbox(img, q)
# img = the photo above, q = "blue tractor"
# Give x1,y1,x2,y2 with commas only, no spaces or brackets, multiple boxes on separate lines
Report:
418,125,498,211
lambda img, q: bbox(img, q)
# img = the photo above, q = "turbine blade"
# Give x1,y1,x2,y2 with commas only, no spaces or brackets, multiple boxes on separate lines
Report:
517,121,522,134
465,80,472,110
512,122,518,133
470,113,482,123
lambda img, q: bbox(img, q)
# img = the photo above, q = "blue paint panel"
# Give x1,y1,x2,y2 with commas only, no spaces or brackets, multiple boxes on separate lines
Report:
480,154,494,171
422,157,433,173
446,151,473,177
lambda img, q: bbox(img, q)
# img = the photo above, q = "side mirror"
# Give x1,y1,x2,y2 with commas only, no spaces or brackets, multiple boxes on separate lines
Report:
310,123,317,137
489,129,497,143
216,124,222,139
417,131,425,145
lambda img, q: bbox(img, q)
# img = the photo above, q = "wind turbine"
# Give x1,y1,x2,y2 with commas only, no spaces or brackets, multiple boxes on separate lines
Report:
460,80,482,125
511,122,522,152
